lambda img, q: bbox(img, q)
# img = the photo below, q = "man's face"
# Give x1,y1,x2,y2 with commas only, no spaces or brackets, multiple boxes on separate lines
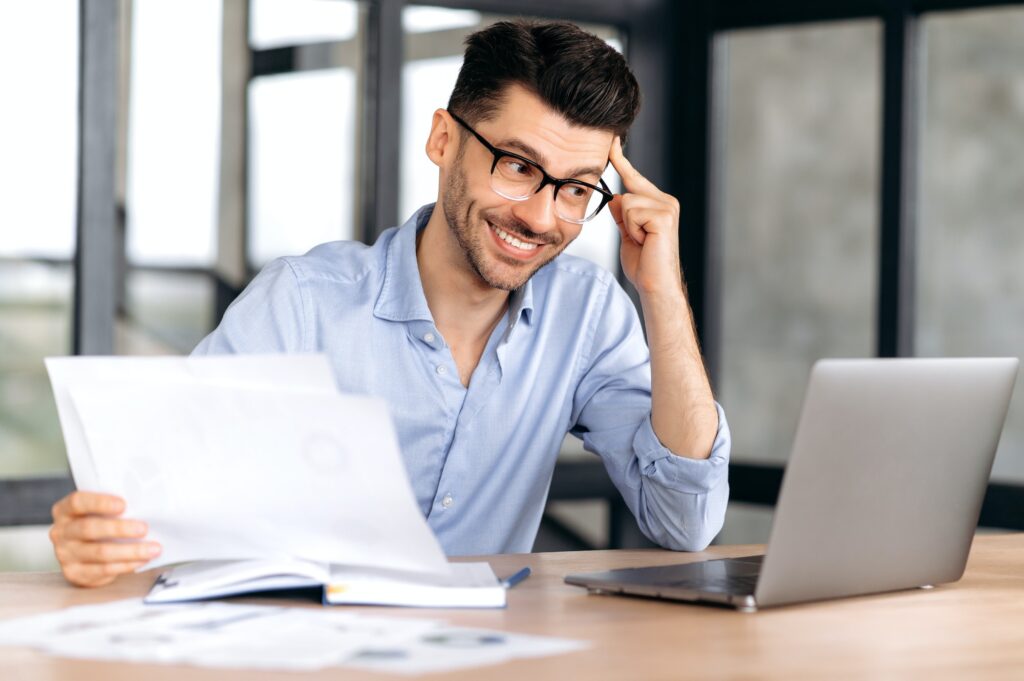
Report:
440,85,614,291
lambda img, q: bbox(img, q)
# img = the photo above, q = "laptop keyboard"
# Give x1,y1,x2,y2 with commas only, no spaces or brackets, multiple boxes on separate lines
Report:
667,572,760,594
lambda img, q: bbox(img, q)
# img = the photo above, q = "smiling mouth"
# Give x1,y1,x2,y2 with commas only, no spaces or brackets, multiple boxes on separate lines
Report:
489,222,539,252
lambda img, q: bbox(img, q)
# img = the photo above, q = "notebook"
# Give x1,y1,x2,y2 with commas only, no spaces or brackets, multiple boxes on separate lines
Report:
146,558,508,608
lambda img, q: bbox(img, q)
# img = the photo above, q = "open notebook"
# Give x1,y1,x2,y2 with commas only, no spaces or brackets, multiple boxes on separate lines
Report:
146,559,508,608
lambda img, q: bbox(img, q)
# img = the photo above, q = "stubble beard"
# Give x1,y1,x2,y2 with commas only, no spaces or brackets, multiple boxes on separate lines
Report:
441,160,565,292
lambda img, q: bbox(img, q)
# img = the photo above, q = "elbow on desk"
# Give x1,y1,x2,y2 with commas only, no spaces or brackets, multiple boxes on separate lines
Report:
639,481,729,552
651,519,722,553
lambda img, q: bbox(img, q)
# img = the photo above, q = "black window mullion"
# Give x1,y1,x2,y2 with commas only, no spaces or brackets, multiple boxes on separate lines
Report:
667,1,717,377
360,0,404,242
0,478,76,527
877,4,920,357
74,0,121,356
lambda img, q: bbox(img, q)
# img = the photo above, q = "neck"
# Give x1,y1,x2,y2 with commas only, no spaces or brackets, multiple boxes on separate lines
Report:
416,207,509,341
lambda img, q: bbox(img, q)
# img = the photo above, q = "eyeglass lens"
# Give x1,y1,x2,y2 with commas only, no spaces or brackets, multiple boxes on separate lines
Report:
491,155,605,223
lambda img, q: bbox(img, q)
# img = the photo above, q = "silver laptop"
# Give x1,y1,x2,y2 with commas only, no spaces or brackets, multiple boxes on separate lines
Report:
565,358,1019,611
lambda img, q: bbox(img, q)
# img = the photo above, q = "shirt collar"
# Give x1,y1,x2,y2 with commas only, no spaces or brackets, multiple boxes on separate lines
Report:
373,205,435,323
373,203,536,329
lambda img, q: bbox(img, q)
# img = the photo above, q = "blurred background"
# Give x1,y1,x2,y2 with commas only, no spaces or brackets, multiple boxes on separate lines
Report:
2,0,1023,571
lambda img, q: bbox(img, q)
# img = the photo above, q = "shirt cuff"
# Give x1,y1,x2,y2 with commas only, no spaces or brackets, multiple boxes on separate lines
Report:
632,402,731,495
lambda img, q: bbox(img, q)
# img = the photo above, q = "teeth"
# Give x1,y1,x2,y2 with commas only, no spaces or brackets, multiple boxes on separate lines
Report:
492,225,537,251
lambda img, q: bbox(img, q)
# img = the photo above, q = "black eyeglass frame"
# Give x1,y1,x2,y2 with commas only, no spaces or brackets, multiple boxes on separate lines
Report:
448,111,615,224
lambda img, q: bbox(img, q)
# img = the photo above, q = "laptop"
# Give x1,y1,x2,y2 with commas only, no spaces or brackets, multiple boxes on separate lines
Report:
565,358,1019,611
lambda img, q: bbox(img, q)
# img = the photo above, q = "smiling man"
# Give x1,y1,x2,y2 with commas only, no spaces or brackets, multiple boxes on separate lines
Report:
49,20,730,588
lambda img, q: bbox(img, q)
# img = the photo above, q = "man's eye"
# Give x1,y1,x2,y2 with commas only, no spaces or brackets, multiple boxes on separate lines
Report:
565,185,591,199
506,160,531,175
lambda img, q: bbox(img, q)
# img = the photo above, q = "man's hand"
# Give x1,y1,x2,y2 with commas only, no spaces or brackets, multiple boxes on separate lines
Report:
606,136,718,460
607,136,683,298
49,491,161,588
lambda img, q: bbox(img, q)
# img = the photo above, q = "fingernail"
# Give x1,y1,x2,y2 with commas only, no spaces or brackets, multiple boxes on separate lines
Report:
146,544,161,556
131,521,147,534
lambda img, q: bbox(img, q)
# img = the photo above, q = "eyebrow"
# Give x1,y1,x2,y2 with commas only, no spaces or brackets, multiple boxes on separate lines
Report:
497,137,606,182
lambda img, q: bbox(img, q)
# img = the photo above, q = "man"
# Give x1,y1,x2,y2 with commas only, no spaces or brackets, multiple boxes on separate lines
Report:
49,20,730,587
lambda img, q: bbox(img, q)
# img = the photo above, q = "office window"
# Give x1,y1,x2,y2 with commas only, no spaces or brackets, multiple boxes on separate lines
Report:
0,2,78,478
250,0,359,49
716,21,882,466
119,272,216,355
126,0,221,267
917,7,1024,482
247,1,365,267
400,7,624,274
248,68,361,267
119,0,221,355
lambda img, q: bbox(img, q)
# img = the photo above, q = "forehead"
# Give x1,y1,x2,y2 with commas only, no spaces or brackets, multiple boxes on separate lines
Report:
474,84,613,176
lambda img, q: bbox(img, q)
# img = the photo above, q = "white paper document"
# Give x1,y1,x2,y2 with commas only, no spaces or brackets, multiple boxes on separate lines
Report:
45,354,339,491
0,599,587,674
45,354,450,575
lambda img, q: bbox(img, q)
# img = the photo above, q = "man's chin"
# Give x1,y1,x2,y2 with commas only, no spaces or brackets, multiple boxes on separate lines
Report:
477,255,553,292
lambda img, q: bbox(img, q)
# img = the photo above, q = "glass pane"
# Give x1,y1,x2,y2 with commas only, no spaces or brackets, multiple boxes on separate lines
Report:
918,7,1024,483
400,8,623,274
0,2,78,259
0,2,77,479
250,0,358,49
248,67,361,266
0,527,59,572
118,271,216,356
0,262,73,478
717,21,882,465
126,0,221,267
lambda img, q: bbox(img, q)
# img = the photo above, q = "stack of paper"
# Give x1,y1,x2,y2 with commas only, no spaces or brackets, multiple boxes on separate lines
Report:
45,355,470,600
0,599,588,673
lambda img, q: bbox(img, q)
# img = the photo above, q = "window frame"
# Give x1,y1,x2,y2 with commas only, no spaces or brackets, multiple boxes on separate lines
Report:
8,0,1024,536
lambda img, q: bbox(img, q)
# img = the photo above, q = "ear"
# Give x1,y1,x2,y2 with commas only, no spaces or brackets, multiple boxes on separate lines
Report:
425,109,457,168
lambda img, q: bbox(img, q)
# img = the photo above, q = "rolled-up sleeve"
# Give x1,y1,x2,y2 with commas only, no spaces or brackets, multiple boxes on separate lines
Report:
570,280,731,551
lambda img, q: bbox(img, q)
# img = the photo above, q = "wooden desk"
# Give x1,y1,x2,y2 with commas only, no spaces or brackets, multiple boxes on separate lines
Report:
3,534,1024,680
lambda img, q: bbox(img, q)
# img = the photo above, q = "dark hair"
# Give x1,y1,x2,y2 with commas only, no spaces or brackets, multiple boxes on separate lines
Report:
447,20,640,142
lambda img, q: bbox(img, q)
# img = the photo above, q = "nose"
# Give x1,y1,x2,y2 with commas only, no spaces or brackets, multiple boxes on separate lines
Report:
510,185,559,235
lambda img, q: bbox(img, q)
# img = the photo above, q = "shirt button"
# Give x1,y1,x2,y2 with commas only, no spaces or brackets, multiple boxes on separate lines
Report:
441,493,453,509
436,365,446,375
423,332,435,343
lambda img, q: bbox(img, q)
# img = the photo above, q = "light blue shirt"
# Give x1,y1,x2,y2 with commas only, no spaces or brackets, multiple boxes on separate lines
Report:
193,205,731,555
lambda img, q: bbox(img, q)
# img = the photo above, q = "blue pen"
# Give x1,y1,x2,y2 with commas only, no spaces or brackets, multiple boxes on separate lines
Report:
501,567,531,589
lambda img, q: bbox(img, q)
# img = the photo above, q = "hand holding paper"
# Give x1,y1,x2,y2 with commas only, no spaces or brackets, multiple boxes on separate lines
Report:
45,354,452,588
49,491,160,587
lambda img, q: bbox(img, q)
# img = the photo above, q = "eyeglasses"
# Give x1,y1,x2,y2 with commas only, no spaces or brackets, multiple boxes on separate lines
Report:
449,112,614,224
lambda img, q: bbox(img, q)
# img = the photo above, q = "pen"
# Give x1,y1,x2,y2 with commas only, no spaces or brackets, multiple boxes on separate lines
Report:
501,567,531,589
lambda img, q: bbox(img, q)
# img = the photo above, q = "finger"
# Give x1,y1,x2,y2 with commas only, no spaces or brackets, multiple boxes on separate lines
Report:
65,560,149,587
614,215,632,246
617,199,655,245
64,540,161,564
61,517,148,541
621,206,674,245
52,491,126,520
609,194,624,228
63,563,117,588
609,137,659,195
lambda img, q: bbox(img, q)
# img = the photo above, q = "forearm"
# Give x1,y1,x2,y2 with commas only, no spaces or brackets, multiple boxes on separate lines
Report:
640,286,719,460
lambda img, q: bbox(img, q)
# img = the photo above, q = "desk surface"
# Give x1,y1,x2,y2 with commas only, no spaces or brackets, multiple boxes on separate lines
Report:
3,533,1024,680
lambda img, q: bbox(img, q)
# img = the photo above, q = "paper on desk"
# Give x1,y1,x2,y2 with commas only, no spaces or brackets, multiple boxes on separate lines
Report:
45,355,339,491
342,625,589,675
64,378,449,574
0,599,587,674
